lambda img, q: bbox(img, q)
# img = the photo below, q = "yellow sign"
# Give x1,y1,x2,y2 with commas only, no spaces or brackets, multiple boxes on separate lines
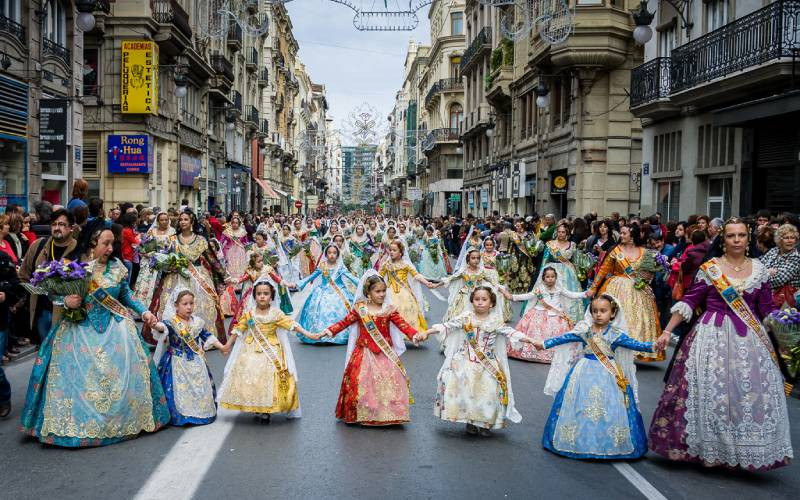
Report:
121,40,159,114
554,176,566,189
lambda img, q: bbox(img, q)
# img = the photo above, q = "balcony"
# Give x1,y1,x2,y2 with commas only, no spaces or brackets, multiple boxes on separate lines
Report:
43,38,70,65
261,119,269,135
424,78,464,109
0,14,26,46
227,22,242,52
629,57,679,119
151,0,193,54
246,0,259,14
461,103,492,138
230,90,243,113
423,128,460,152
669,0,800,106
275,95,284,112
246,47,259,72
258,67,269,87
211,54,235,81
245,105,259,129
460,27,491,74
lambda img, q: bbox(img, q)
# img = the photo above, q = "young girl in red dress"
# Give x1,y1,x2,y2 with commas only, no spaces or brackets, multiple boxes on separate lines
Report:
312,270,420,425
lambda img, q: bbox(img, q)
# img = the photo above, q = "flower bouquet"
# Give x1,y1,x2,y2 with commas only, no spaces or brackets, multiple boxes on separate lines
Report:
263,251,279,268
768,308,800,376
524,237,543,257
150,248,190,278
572,249,597,282
287,242,304,259
361,245,375,270
496,254,511,284
632,251,667,290
427,240,440,265
26,259,91,322
409,248,421,265
302,240,314,260
343,252,354,270
371,232,382,245
136,234,160,257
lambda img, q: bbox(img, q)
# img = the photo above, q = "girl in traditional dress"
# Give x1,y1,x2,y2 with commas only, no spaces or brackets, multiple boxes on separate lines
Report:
219,212,250,285
132,211,175,307
312,272,420,425
21,228,170,447
152,288,225,426
418,226,449,279
218,280,312,422
503,266,588,362
143,211,229,344
292,218,318,279
533,223,587,324
649,218,793,471
505,221,539,294
293,244,359,345
228,252,293,336
377,240,439,333
345,223,373,278
480,237,502,282
537,294,654,459
441,249,505,323
366,219,382,250
248,231,275,261
587,224,664,361
280,224,301,282
416,286,534,436
373,226,398,270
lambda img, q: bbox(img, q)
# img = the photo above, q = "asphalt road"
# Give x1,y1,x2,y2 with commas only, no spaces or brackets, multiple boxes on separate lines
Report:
1,290,799,500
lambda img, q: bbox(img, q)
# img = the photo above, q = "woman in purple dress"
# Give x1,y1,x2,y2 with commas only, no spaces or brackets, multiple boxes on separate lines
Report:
650,218,793,471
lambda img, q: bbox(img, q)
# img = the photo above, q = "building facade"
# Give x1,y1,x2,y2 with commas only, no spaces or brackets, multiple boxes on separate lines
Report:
631,0,799,220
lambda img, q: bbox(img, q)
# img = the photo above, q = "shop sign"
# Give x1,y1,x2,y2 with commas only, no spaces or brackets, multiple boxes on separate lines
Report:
180,153,202,187
39,98,68,162
108,135,151,173
449,193,461,202
481,189,488,208
121,40,159,114
551,173,568,195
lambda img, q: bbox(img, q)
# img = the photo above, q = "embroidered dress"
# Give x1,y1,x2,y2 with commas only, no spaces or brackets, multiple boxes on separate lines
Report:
132,225,174,307
228,267,292,337
294,261,359,344
431,312,525,429
144,234,228,343
281,235,302,282
418,236,448,279
508,286,586,362
345,239,372,278
541,327,653,459
589,247,663,361
533,242,587,324
219,226,250,284
20,259,170,447
218,310,301,416
441,268,504,323
649,259,793,470
326,304,418,425
506,232,538,294
378,261,429,331
293,228,318,278
154,317,218,426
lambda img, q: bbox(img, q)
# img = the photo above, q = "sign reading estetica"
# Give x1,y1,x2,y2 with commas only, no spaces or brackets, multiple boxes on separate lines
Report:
121,40,159,114
108,135,151,174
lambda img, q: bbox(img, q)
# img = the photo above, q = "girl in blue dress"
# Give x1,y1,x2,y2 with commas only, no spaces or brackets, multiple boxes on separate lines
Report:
293,244,359,345
21,228,170,447
535,294,654,459
152,287,225,426
417,225,448,280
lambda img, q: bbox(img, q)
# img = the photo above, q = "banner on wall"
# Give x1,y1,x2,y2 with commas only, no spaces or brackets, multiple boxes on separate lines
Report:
180,153,202,187
108,135,151,174
121,40,159,114
39,98,68,162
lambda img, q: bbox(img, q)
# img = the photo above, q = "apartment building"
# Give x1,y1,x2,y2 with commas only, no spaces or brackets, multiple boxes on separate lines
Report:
631,0,799,219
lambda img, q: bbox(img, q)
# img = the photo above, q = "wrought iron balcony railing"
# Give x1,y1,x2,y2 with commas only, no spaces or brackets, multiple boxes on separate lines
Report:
43,38,70,65
671,0,800,93
247,47,259,69
0,14,25,45
423,128,460,151
460,27,491,73
231,90,243,112
424,78,464,109
258,67,269,86
227,22,243,50
246,105,259,125
261,119,269,134
211,53,235,81
630,57,672,107
151,0,192,40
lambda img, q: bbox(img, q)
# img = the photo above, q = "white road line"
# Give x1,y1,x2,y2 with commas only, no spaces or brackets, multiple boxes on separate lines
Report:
612,462,669,500
133,410,237,500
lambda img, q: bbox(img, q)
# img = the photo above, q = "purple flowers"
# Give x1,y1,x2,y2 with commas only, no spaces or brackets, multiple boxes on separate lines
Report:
770,308,800,326
30,260,89,286
654,252,671,273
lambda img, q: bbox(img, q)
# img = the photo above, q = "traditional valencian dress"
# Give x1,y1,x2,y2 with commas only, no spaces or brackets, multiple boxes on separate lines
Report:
508,285,586,362
378,260,429,332
345,235,373,278
534,242,588,324
218,309,302,417
228,266,293,338
589,246,663,361
649,258,793,470
132,220,175,307
294,259,359,344
441,266,505,323
219,225,250,284
153,316,219,426
541,320,653,459
418,234,449,279
325,302,418,425
503,231,539,294
431,311,526,430
21,258,170,447
144,234,228,343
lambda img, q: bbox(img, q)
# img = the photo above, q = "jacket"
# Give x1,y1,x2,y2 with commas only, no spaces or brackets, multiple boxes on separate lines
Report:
18,236,79,328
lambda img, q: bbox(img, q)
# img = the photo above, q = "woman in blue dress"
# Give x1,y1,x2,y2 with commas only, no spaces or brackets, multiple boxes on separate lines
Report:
293,244,359,345
536,294,654,460
21,228,170,447
417,225,448,280
532,223,588,324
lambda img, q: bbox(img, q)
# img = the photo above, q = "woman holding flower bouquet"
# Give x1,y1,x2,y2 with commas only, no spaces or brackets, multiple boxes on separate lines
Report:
143,211,230,344
417,226,449,280
587,224,665,362
21,228,170,447
505,221,540,294
219,212,250,286
532,223,589,325
345,224,374,278
132,211,175,308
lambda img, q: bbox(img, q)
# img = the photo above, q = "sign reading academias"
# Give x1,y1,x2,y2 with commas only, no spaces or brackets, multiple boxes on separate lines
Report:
121,40,158,114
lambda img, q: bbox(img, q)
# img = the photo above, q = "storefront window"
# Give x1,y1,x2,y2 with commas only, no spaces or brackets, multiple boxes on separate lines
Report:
707,177,732,219
0,137,27,210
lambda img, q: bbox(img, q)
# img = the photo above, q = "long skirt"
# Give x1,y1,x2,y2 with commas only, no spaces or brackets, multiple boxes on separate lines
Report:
508,309,571,363
157,350,217,426
599,276,663,361
336,345,410,425
648,317,793,470
296,283,353,345
435,349,507,429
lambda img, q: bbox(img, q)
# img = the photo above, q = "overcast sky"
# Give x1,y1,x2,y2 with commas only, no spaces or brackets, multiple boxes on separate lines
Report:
286,0,431,144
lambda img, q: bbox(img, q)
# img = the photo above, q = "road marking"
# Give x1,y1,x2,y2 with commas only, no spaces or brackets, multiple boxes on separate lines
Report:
612,462,668,500
133,410,237,500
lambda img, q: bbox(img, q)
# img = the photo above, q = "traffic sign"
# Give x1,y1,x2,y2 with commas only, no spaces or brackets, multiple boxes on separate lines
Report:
294,200,303,209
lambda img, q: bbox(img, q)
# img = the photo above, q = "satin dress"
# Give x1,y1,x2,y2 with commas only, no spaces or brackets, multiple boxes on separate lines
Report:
295,262,359,345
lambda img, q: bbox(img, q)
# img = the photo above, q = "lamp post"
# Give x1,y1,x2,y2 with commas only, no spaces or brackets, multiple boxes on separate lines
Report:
632,0,655,45
75,0,99,32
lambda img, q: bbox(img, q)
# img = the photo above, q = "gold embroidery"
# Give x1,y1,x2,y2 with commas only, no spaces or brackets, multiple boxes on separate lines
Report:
584,386,608,423
558,424,578,446
84,348,123,414
609,425,631,448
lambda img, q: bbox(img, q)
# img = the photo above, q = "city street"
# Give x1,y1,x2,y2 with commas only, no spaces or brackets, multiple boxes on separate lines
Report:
1,289,798,500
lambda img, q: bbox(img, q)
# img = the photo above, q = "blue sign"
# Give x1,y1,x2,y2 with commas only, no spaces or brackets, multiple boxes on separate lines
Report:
108,135,151,173
181,153,202,187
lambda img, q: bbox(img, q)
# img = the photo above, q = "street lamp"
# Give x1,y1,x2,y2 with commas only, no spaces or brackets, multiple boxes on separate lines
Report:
534,81,550,109
174,72,188,98
75,0,98,32
456,141,463,155
225,111,237,131
632,0,655,45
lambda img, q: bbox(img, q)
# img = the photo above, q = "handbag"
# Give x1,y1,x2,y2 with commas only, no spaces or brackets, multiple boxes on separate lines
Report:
773,283,798,309
671,268,684,301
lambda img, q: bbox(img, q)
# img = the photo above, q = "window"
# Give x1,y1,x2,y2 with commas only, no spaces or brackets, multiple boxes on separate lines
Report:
707,177,733,219
82,139,98,175
656,180,681,221
706,0,729,32
658,22,677,58
451,12,463,36
0,0,21,22
450,56,460,78
697,125,736,169
449,103,463,130
44,0,67,45
653,131,682,173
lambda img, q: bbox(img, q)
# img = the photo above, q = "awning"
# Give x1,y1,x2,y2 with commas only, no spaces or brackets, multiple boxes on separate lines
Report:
253,178,282,199
273,187,289,197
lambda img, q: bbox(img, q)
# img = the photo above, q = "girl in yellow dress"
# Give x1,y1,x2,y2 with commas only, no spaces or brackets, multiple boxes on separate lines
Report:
217,279,313,422
377,240,440,332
